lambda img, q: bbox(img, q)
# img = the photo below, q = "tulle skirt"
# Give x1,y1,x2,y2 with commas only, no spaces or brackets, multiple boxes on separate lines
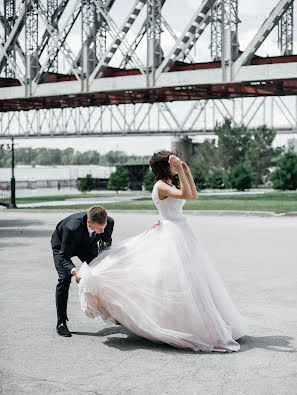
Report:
78,217,246,352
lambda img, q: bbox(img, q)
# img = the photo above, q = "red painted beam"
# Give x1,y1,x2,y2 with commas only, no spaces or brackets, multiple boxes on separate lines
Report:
0,79,297,112
1,54,297,88
0,55,296,111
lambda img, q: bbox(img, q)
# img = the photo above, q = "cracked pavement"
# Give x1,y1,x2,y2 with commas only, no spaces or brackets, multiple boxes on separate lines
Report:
0,210,297,394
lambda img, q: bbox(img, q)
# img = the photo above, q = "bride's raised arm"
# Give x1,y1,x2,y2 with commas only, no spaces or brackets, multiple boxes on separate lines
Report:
182,162,198,200
158,155,198,200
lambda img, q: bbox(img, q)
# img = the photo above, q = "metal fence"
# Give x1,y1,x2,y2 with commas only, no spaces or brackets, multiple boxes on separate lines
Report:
0,184,10,207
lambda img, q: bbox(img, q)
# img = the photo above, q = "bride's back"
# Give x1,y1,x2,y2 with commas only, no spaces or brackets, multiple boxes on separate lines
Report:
152,180,186,221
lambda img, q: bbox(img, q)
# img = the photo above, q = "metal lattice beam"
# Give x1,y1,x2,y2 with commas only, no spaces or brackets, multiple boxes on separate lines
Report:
233,0,294,76
88,0,146,85
69,0,115,73
278,2,294,55
0,0,27,73
95,0,107,61
210,0,222,61
0,11,26,65
31,0,82,89
4,0,16,77
47,0,59,72
1,97,296,138
81,0,97,78
146,0,163,82
25,0,39,93
120,0,167,68
37,0,70,61
155,0,216,80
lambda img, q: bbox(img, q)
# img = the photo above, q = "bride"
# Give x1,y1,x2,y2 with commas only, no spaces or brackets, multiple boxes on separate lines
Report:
78,151,246,352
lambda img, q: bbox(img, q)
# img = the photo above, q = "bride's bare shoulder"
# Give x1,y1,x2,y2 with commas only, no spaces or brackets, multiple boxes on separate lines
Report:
155,180,168,200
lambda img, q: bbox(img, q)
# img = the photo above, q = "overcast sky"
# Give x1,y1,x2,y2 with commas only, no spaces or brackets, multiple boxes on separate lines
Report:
3,0,296,154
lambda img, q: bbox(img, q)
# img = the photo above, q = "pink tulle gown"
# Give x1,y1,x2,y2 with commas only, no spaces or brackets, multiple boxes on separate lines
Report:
78,180,246,352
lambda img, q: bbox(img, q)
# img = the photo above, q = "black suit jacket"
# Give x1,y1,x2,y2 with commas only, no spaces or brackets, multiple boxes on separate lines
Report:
51,212,114,275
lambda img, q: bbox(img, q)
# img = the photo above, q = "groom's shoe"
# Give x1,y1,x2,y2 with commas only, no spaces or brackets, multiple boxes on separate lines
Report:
56,322,72,337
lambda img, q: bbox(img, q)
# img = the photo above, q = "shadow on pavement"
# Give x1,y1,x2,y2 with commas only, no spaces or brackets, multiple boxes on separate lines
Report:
72,328,296,354
0,229,51,238
0,219,42,227
238,335,296,353
73,326,195,354
72,326,130,338
0,218,51,244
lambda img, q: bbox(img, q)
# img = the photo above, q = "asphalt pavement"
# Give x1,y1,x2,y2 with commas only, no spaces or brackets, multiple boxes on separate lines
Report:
0,210,296,394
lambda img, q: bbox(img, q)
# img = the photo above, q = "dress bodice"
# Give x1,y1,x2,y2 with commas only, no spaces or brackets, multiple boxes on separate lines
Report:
152,180,186,221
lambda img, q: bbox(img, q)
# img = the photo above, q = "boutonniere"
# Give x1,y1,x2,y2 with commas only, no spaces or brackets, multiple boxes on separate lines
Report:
98,239,111,252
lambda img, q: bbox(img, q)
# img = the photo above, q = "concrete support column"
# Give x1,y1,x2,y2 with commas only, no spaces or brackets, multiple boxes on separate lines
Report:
171,136,193,163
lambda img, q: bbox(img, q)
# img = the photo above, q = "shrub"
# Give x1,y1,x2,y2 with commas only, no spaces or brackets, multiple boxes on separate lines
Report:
143,169,155,192
77,174,96,193
271,151,297,190
207,168,225,189
228,163,253,191
107,165,130,193
191,164,206,191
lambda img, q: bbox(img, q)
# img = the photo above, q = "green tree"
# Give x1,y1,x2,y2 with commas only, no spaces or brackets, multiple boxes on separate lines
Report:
143,169,155,191
207,167,224,189
51,149,62,165
107,165,130,193
228,163,253,191
71,151,86,165
77,174,96,193
271,151,297,190
34,148,62,165
104,151,127,166
191,164,206,191
245,125,283,187
61,148,75,165
15,147,36,165
0,147,10,167
222,172,232,189
190,139,219,174
216,118,251,171
0,147,149,167
34,148,47,165
86,150,100,164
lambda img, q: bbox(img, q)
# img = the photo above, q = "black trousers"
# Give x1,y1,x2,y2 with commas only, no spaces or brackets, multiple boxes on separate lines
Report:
53,249,72,325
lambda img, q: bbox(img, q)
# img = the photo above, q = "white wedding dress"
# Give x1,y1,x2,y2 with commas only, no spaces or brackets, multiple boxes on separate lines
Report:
78,180,246,352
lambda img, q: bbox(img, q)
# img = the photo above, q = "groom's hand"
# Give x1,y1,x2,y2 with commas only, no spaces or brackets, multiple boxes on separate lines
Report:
72,268,81,284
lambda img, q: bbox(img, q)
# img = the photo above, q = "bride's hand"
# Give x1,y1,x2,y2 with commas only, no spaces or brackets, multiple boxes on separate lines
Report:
182,161,190,174
72,268,81,283
169,155,182,172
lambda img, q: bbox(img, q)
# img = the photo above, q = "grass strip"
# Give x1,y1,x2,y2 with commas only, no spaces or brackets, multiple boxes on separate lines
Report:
19,191,297,213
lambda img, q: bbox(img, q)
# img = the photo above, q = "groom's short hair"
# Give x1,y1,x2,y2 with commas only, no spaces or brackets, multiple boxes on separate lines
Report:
87,206,107,224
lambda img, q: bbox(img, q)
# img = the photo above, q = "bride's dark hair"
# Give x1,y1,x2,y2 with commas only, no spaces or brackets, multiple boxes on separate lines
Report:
149,150,180,189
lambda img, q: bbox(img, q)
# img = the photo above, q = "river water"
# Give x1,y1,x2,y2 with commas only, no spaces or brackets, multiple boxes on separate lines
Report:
0,165,115,182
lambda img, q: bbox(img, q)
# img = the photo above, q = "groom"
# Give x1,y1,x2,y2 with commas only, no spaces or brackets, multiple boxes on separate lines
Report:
51,205,114,337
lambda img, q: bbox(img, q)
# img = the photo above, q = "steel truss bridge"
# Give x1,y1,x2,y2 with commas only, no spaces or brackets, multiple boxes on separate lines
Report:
0,0,296,139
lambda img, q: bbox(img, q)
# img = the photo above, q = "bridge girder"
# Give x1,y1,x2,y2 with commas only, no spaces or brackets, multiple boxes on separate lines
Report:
0,96,296,139
0,0,296,138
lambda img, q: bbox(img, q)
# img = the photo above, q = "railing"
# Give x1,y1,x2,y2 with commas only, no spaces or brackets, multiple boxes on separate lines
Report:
0,184,10,207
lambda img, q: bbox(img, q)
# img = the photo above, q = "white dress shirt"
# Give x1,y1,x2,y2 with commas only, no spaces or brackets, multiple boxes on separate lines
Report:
71,223,96,275
86,221,95,237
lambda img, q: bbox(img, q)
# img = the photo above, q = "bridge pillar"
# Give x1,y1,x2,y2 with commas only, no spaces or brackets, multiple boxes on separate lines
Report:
171,136,193,163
